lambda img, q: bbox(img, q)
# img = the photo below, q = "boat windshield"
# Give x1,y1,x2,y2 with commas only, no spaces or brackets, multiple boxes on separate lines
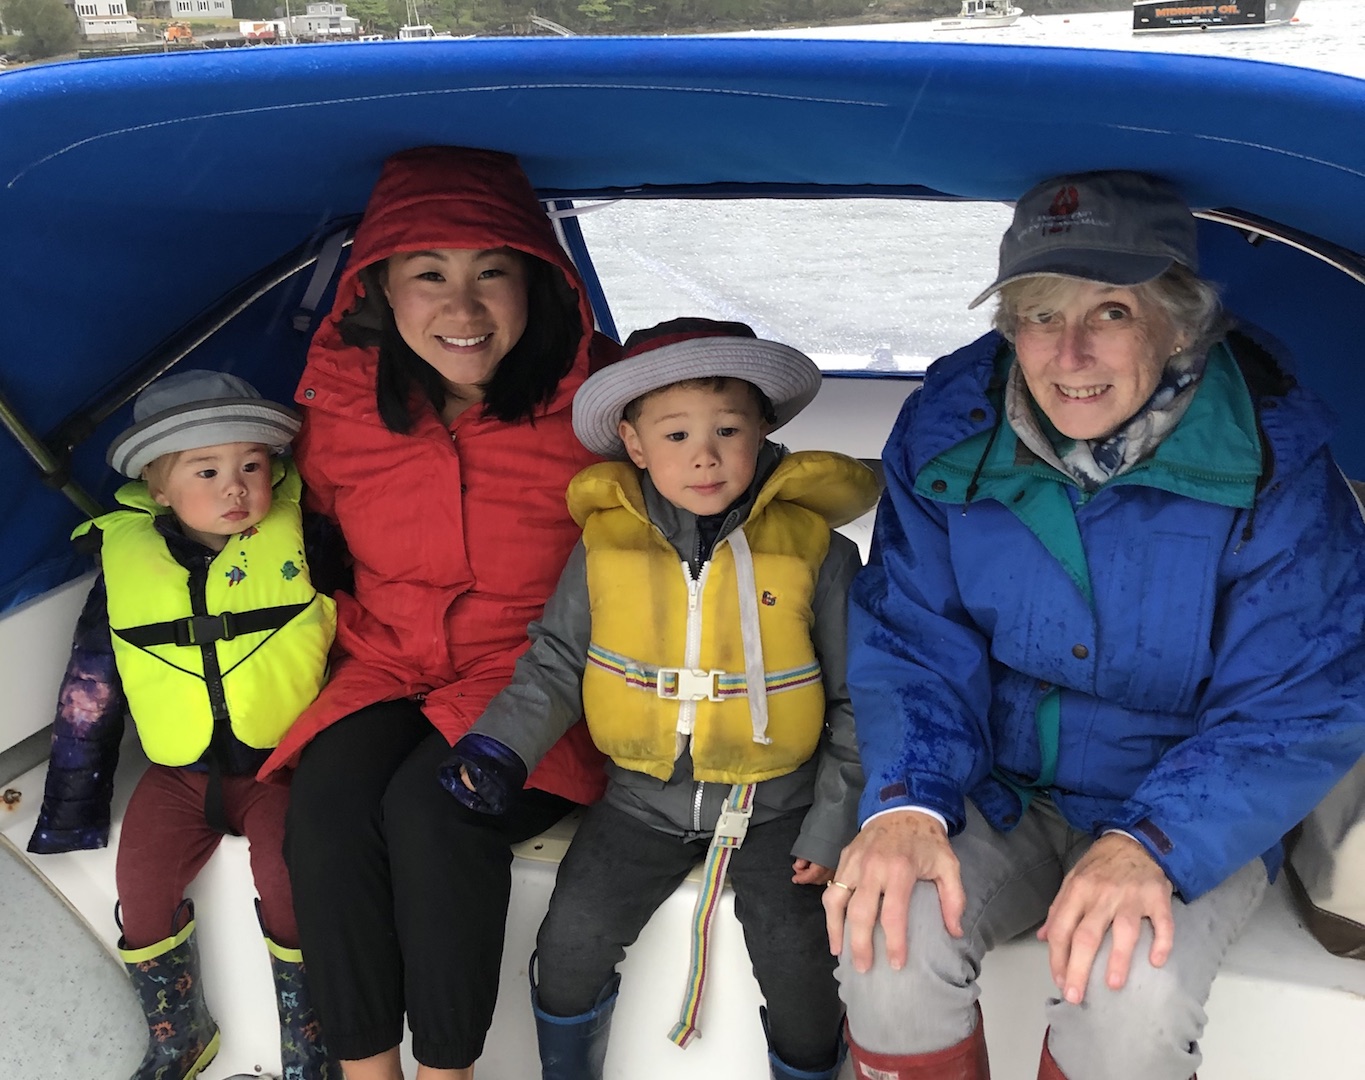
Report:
575,197,1012,376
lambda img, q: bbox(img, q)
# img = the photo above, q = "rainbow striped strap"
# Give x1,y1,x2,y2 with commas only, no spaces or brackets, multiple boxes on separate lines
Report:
668,782,757,1048
586,643,820,700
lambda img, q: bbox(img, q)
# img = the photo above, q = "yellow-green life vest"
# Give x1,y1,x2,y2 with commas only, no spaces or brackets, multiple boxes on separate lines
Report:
77,460,336,767
570,451,880,784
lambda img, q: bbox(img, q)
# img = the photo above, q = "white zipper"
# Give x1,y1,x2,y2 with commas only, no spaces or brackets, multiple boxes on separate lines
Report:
680,558,711,831
674,560,709,738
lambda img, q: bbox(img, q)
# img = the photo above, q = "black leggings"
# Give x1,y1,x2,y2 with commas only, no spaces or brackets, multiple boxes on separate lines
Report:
284,700,575,1068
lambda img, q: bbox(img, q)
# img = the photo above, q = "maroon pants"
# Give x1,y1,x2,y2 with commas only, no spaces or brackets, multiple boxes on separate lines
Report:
115,764,296,950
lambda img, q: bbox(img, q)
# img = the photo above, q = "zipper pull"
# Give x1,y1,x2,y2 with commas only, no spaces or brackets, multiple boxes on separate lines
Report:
683,560,700,611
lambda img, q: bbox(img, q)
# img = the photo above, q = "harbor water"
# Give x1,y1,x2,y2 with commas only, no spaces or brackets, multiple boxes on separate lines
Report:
576,0,1364,371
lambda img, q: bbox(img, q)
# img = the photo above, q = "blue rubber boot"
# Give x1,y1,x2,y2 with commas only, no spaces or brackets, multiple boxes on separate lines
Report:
530,954,620,1080
118,903,221,1080
762,1005,845,1080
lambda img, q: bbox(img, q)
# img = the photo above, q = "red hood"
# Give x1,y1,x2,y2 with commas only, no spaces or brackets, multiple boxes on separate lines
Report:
300,146,598,420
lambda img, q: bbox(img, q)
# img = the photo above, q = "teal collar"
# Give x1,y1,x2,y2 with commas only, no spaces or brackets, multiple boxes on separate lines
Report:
915,342,1263,605
919,342,1261,506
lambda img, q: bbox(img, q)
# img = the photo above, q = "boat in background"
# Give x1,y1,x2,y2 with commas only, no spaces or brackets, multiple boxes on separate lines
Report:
1133,0,1301,33
397,0,454,39
933,0,1024,31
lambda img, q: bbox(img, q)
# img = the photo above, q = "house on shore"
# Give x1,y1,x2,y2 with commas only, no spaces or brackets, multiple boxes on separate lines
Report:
282,2,361,39
65,0,138,38
150,0,237,21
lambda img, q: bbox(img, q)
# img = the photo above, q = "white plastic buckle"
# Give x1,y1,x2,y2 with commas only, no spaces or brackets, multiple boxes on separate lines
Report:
657,667,724,702
713,805,752,844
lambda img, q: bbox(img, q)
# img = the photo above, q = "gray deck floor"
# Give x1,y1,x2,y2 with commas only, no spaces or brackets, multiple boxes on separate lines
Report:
0,833,144,1080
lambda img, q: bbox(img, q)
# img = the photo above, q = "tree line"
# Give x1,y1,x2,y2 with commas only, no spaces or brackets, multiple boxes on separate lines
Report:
2,0,1128,60
326,0,1124,36
2,0,80,56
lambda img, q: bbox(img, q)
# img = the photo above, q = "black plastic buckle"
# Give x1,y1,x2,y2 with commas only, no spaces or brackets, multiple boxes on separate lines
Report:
173,612,235,647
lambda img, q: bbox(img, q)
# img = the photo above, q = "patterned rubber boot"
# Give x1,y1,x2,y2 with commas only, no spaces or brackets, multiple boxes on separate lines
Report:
118,907,221,1080
259,903,340,1080
761,1005,846,1079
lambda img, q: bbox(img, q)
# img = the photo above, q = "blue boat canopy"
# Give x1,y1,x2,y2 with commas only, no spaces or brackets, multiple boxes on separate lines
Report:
1,37,1364,611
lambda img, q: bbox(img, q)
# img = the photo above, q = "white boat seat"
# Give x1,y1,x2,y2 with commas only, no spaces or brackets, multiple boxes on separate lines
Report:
4,745,1365,1078
505,809,1365,1079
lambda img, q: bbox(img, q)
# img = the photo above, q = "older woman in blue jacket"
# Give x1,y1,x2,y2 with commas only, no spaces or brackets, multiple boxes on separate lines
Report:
824,171,1365,1080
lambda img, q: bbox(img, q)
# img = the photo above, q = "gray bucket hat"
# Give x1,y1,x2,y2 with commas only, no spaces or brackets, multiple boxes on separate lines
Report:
107,369,300,478
968,170,1199,309
573,318,823,459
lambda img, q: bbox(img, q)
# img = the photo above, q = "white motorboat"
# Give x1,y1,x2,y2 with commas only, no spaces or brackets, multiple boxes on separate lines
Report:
397,0,454,39
933,0,1024,31
1,31,1364,1080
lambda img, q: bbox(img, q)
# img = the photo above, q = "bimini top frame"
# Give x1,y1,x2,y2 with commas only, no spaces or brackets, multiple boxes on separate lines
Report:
2,37,1364,611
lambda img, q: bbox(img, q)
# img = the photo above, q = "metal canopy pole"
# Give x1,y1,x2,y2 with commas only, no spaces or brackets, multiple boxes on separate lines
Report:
1194,208,1365,288
0,388,104,519
48,224,357,459
0,222,356,522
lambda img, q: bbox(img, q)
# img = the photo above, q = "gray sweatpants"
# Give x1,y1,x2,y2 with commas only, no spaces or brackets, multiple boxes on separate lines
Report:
835,799,1267,1080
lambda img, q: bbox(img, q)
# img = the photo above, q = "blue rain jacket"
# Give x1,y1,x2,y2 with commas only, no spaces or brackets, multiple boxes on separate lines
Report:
849,329,1365,901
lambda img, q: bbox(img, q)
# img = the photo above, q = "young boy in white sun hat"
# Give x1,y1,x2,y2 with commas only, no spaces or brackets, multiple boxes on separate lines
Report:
29,368,338,1080
440,317,880,1080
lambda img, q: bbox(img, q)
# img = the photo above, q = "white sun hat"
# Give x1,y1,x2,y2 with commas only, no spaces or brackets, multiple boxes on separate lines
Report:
573,318,823,459
107,369,300,478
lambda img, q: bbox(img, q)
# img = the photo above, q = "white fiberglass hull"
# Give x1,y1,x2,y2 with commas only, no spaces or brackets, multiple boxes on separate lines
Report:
933,9,1023,30
3,31,1365,1078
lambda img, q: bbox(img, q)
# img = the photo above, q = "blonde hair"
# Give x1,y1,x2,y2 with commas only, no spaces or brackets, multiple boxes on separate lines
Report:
141,451,184,499
992,265,1222,345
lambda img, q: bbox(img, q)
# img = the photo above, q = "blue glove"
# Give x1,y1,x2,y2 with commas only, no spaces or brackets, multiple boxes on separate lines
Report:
439,733,529,815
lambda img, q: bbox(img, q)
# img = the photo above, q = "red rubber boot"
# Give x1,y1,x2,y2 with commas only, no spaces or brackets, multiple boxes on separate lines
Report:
846,1004,989,1080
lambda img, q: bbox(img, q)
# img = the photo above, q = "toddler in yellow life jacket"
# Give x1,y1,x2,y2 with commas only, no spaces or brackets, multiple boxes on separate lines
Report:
28,369,339,1080
440,318,881,1080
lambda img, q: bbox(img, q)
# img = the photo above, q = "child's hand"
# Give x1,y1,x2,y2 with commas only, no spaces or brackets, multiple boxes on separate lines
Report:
792,858,835,886
459,765,477,792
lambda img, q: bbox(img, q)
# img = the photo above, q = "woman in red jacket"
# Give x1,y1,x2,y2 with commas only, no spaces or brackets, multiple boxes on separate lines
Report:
258,146,614,1080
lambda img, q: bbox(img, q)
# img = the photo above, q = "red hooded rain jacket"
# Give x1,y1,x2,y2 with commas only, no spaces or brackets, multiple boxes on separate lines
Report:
259,146,612,806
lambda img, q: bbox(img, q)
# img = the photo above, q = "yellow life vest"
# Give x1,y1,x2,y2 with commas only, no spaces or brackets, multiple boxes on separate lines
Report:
571,451,879,784
78,460,336,767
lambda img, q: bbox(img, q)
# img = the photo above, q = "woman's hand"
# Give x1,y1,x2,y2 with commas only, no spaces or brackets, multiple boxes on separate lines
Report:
459,765,477,792
792,858,834,886
1037,832,1174,1005
822,811,965,974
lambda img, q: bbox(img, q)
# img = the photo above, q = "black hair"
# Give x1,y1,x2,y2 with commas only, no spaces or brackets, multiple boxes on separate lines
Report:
622,377,777,427
338,252,584,433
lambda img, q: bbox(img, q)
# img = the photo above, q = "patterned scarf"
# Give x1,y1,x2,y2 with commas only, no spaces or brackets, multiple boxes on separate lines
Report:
1005,347,1208,492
